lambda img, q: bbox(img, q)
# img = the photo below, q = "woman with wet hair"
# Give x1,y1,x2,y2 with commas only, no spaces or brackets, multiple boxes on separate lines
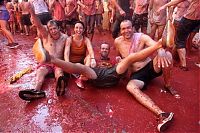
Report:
0,0,18,48
64,21,96,88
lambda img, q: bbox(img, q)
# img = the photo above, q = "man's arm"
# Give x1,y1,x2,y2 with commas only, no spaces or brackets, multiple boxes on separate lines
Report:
65,0,77,17
27,2,48,38
110,0,126,16
157,0,185,13
59,0,66,9
114,38,121,56
49,0,56,9
114,38,123,62
77,0,87,9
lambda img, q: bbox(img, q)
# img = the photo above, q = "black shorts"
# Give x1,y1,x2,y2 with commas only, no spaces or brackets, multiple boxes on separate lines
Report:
89,66,124,88
175,17,200,49
132,13,148,31
65,18,79,25
130,61,162,87
37,12,52,25
54,20,65,28
21,14,32,26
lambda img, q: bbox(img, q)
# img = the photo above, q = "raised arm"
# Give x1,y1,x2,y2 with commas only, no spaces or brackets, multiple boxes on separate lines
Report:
49,0,56,9
157,0,185,12
59,0,66,9
27,2,48,38
65,0,78,17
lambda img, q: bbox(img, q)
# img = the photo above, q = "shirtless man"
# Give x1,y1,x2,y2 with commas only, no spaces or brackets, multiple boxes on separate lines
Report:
110,0,132,38
132,0,149,34
18,2,68,100
149,0,169,40
114,20,179,132
19,0,32,36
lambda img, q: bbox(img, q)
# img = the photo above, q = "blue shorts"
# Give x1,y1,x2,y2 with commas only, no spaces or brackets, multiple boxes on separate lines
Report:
0,10,10,21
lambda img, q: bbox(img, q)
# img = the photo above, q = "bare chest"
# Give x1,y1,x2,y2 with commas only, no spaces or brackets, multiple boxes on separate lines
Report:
43,36,66,57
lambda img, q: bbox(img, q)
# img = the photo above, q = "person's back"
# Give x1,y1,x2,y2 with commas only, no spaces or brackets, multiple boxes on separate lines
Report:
19,1,30,15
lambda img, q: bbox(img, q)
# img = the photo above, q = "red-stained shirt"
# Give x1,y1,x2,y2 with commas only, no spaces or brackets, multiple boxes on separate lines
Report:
96,57,116,69
82,0,96,15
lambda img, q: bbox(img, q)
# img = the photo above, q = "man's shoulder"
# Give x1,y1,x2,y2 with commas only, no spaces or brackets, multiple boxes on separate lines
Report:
61,33,69,40
114,36,124,42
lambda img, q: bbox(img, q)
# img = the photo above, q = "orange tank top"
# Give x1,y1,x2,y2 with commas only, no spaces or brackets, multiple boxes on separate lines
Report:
69,36,87,63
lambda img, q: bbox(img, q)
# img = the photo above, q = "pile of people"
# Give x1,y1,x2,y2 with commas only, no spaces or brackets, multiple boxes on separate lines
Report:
0,0,199,132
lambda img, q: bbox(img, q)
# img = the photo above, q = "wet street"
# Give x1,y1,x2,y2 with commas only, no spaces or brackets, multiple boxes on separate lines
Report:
0,32,199,132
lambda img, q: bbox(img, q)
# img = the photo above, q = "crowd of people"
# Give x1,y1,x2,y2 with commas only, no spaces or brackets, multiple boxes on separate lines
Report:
0,0,199,132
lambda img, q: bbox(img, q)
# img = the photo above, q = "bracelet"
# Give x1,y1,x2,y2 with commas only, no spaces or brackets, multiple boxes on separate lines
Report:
90,58,95,59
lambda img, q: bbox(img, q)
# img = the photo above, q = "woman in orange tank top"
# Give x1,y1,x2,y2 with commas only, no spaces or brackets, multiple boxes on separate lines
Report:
64,21,96,88
65,21,96,67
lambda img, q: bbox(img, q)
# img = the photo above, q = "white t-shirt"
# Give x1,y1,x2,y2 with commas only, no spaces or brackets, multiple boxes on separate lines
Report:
30,0,49,14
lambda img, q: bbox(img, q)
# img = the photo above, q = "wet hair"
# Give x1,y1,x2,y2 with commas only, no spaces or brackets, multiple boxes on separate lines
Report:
120,19,136,32
74,21,86,36
47,20,59,29
74,21,85,30
120,20,132,27
100,43,110,49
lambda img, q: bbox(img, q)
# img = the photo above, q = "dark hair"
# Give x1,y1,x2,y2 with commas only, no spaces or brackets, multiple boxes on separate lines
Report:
47,20,59,29
0,0,4,5
74,21,86,36
74,21,85,30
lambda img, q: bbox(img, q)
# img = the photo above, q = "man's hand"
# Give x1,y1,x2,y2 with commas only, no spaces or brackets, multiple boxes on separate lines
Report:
119,9,126,16
156,6,165,15
115,56,122,63
90,58,97,68
157,48,171,68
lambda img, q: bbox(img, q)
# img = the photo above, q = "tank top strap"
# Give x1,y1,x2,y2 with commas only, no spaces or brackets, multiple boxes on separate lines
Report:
81,36,86,47
129,33,142,54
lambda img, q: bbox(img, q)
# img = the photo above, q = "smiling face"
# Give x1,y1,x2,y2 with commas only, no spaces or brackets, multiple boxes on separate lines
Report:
47,21,60,39
74,22,85,36
120,20,134,40
100,43,110,59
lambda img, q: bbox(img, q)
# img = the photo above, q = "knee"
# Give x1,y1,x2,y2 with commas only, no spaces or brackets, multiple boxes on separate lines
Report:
126,82,139,94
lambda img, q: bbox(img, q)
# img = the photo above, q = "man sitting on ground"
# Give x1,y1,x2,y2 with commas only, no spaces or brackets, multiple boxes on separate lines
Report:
18,2,68,99
19,38,174,132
